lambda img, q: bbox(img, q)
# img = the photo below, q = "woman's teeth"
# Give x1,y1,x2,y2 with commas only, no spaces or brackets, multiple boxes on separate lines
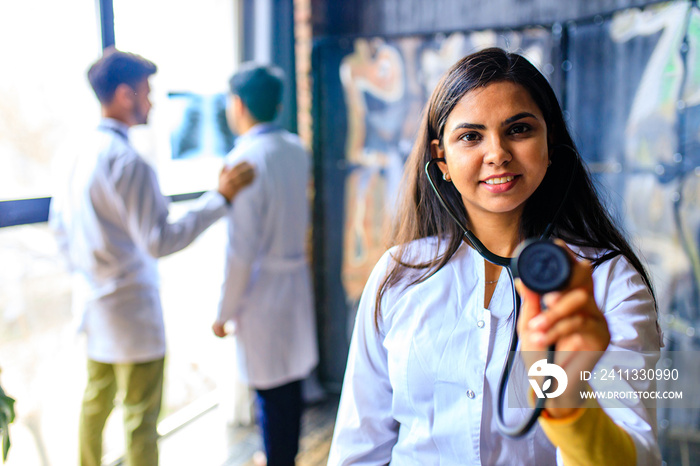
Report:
484,176,515,185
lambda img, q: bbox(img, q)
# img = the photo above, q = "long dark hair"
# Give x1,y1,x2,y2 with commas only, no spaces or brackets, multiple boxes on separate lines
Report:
375,47,656,326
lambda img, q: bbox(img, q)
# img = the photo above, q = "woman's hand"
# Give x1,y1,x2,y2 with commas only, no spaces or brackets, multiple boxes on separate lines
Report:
516,239,611,417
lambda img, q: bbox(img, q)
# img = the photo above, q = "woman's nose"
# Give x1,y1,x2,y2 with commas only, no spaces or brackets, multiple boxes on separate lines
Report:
483,135,512,166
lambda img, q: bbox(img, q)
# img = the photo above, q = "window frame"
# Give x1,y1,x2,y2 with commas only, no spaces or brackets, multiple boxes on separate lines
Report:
0,0,210,229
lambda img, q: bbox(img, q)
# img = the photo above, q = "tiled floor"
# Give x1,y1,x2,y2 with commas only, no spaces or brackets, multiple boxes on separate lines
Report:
157,395,339,466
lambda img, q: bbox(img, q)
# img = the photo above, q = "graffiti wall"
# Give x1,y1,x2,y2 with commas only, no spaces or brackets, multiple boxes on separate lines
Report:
313,1,700,456
337,29,556,302
566,2,700,353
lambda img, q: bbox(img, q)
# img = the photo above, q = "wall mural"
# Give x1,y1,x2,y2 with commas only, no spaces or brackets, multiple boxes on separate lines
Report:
607,2,700,437
610,3,700,350
338,28,555,301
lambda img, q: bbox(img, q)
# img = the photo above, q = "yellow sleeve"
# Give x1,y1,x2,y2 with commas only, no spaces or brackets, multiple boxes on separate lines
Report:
538,398,636,466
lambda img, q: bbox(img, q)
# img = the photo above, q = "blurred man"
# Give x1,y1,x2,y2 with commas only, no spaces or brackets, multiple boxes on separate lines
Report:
49,48,254,466
213,63,318,466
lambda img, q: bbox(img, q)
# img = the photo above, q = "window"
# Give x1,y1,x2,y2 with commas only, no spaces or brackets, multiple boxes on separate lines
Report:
113,0,240,196
0,2,99,201
0,1,242,464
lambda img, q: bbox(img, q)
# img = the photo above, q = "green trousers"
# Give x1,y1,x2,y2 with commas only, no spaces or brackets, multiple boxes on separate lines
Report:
79,357,165,466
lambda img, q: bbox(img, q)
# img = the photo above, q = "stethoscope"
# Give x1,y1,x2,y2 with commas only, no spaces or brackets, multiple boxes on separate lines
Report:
424,156,576,438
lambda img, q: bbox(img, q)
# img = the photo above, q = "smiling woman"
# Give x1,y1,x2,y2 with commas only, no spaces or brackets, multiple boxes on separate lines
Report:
431,81,550,241
328,47,662,466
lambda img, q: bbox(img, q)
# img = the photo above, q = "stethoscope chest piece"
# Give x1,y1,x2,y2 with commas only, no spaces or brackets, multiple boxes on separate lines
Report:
511,239,571,294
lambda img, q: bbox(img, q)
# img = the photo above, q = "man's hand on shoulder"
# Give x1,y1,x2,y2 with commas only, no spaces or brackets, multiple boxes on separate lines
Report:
212,320,230,338
218,161,255,203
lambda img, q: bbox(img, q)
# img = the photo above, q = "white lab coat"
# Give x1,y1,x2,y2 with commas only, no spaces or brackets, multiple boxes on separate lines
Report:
50,118,229,363
329,238,662,465
218,124,318,390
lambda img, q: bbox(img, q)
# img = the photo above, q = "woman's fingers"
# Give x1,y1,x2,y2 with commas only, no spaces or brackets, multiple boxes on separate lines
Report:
517,241,610,353
530,312,598,348
528,288,590,331
524,285,610,351
542,291,562,308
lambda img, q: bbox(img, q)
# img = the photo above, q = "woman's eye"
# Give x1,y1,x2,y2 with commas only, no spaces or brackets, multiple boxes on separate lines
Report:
460,132,480,142
509,124,531,135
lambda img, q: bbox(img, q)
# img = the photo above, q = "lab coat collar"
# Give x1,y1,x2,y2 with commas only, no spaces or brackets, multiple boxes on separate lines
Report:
236,123,280,145
98,118,130,142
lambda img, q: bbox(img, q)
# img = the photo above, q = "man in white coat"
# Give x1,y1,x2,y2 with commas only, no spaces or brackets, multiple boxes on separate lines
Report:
213,63,318,466
49,48,254,466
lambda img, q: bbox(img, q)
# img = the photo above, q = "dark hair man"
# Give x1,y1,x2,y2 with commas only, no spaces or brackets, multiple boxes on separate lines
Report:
213,63,318,466
50,48,254,466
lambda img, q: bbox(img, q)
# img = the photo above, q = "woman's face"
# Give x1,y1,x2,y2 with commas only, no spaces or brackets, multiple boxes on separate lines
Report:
432,81,550,225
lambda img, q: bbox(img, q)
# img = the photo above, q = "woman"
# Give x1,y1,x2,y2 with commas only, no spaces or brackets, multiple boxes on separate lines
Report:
328,48,662,465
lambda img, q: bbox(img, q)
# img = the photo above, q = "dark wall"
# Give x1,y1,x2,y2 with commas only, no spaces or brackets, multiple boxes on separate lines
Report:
242,0,297,133
311,0,670,37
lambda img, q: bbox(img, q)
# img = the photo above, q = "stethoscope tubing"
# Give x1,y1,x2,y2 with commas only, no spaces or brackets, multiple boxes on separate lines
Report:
424,158,555,438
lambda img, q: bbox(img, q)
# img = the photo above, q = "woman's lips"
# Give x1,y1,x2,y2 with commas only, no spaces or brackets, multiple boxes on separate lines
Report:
480,174,520,193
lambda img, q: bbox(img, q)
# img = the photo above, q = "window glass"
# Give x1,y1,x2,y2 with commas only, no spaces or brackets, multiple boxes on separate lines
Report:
114,0,239,196
0,1,240,464
0,2,100,201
